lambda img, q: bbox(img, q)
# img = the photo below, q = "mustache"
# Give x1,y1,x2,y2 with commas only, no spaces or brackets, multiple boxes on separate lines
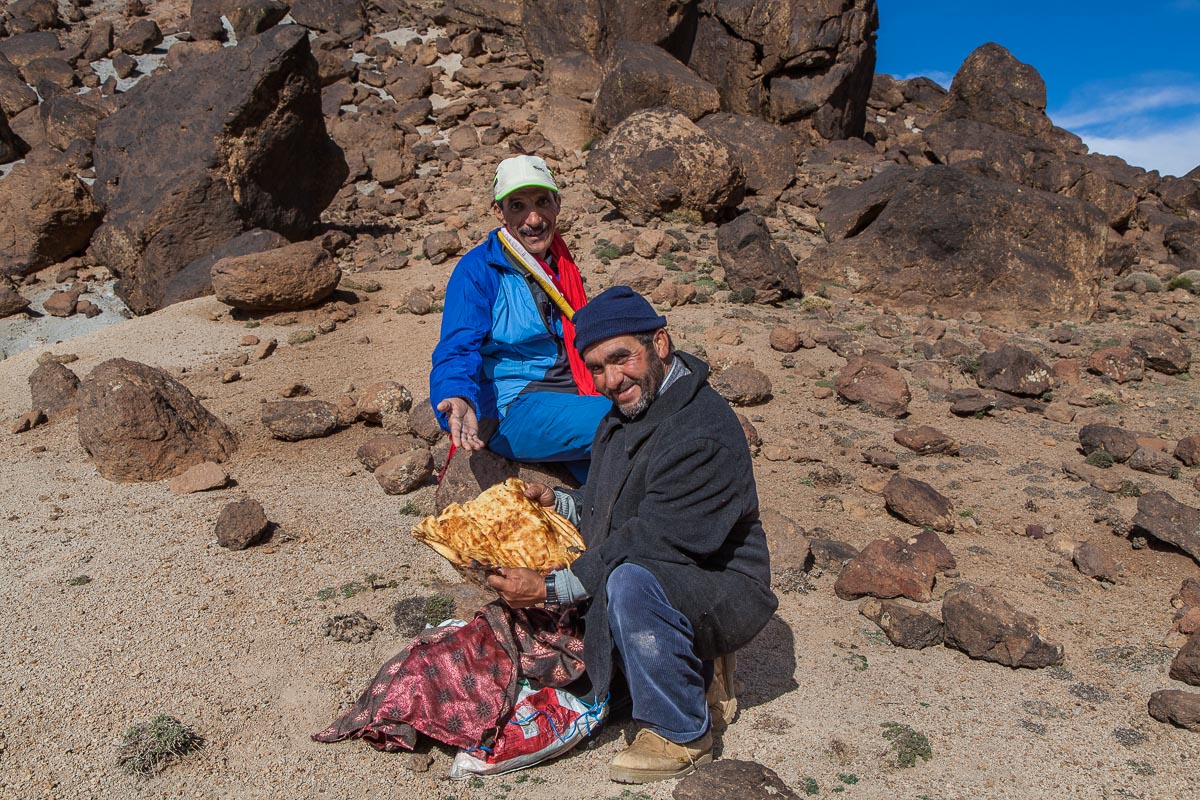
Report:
519,222,548,236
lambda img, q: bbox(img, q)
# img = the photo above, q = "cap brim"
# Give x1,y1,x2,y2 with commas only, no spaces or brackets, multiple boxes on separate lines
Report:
495,180,559,202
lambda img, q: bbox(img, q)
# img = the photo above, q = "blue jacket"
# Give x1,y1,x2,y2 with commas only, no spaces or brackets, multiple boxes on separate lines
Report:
430,229,574,432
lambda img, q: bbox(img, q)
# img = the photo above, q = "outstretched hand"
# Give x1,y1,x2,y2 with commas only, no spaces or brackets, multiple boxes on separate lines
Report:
486,566,546,608
523,481,555,508
436,397,485,451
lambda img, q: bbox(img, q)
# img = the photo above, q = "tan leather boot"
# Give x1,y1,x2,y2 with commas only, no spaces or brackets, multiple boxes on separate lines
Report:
609,729,713,784
706,651,738,730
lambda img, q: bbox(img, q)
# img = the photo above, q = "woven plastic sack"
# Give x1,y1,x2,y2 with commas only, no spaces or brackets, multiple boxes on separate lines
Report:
449,681,607,779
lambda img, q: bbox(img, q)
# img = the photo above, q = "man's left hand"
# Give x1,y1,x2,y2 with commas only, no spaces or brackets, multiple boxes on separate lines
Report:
486,567,546,608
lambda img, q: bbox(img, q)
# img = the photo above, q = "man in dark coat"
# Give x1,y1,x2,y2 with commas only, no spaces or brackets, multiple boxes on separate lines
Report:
488,285,778,784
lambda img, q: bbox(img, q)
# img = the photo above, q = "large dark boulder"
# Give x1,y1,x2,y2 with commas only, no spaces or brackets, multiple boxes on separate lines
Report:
587,109,744,223
0,162,102,276
39,92,109,152
931,42,1052,141
798,165,1110,321
697,113,799,201
77,359,238,482
288,0,366,39
1,105,29,163
1131,492,1200,564
716,213,801,300
593,40,719,131
687,0,878,141
164,228,289,307
1,55,40,118
90,25,347,314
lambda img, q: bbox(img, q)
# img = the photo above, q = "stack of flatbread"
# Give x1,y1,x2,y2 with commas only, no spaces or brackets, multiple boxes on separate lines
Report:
412,478,584,574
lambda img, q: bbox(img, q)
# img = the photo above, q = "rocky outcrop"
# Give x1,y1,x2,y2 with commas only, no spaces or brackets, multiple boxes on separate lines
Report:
0,163,103,276
593,40,719,131
799,166,1110,321
930,43,1052,141
90,25,347,314
1,104,28,163
687,0,878,141
77,359,238,482
587,109,744,223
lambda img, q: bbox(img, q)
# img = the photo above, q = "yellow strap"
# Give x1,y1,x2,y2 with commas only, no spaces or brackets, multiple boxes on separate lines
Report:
498,229,576,321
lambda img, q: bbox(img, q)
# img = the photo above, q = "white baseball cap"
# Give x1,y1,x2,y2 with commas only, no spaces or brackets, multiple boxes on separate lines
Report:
493,155,559,202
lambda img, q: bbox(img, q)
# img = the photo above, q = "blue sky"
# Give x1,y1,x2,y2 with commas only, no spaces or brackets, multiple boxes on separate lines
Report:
875,1,1200,177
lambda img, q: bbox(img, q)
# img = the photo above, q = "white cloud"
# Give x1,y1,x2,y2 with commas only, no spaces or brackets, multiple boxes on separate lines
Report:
1052,85,1200,130
1081,116,1200,178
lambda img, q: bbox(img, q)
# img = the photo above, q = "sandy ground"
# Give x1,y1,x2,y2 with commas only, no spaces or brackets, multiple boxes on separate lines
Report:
2,259,1200,800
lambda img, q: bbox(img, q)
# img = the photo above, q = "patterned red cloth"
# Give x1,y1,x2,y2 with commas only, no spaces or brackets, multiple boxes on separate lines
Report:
313,602,586,752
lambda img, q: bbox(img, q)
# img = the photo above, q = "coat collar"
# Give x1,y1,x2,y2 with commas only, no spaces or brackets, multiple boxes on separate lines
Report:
595,351,710,455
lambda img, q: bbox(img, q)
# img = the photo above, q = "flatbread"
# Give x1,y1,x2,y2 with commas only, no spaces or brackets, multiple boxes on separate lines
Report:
411,478,584,573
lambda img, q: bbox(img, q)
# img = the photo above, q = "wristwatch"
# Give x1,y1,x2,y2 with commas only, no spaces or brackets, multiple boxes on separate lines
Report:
543,575,560,610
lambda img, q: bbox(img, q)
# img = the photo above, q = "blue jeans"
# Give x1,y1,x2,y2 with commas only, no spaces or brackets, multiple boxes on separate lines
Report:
488,391,611,482
607,564,710,743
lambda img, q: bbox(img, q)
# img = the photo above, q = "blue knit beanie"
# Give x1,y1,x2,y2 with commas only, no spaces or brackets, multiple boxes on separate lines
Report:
573,285,668,354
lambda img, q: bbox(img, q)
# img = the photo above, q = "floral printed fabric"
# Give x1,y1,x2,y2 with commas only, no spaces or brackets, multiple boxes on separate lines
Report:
313,601,586,752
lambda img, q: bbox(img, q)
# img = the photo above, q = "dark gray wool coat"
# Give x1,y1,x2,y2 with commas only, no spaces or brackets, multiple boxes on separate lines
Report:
567,351,778,702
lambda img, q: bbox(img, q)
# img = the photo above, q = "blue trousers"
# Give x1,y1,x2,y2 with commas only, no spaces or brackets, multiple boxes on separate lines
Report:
607,564,710,744
488,391,611,482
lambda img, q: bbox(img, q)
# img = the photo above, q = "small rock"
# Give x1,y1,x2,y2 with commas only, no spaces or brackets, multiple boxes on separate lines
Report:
834,537,938,603
356,434,424,472
1128,447,1179,477
1072,541,1123,583
221,370,241,383
768,327,803,353
1078,423,1140,463
977,345,1052,396
711,364,772,406
942,583,1064,669
261,400,340,441
835,357,910,417
11,409,47,434
169,461,230,493
808,539,859,573
28,360,79,419
214,498,269,550
43,288,81,317
1131,492,1200,564
1170,633,1200,686
673,759,799,800
1174,435,1200,467
859,597,945,649
279,383,310,398
883,474,955,532
254,339,277,360
893,425,958,455
375,448,434,494
1174,578,1200,609
356,381,413,424
863,446,898,469
907,529,956,571
1148,689,1200,732
1086,346,1144,383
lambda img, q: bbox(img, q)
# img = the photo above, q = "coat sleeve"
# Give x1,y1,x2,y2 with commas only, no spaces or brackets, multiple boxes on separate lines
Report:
570,436,747,596
429,253,497,429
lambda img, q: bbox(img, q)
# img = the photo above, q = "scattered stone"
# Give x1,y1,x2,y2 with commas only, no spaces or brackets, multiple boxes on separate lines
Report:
221,370,241,384
949,394,995,417
355,381,413,424
768,327,804,353
323,612,380,643
711,363,772,406
254,339,277,360
168,462,230,494
115,18,162,55
883,474,955,532
374,448,434,495
1174,436,1200,467
673,759,798,800
1148,690,1200,732
77,359,237,482
862,446,898,469
28,360,78,419
834,537,938,603
716,213,801,301
1170,633,1200,686
1131,492,1200,564
11,408,47,433
43,288,81,317
260,400,340,441
1072,541,1123,583
1127,447,1179,477
977,345,1052,396
808,538,859,573
907,529,956,571
0,278,31,318
893,425,958,455
942,583,1065,669
1087,346,1144,383
408,400,444,444
356,434,424,472
1078,423,1140,463
859,597,944,649
214,498,269,550
1130,328,1191,375
1174,579,1200,609
835,357,910,417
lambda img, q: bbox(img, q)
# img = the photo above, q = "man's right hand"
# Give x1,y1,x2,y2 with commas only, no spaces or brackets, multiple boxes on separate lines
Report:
523,481,555,507
436,397,485,451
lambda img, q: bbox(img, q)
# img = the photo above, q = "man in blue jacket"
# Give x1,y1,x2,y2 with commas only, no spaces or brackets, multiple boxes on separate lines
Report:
430,155,610,480
487,286,778,784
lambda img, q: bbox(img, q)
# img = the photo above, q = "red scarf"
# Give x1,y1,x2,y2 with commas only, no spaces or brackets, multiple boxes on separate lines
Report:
537,233,599,396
